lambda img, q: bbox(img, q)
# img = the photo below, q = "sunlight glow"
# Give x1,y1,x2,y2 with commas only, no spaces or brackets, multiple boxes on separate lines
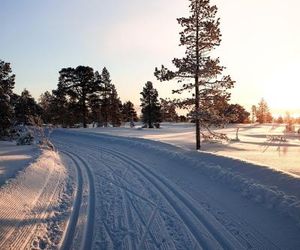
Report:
263,63,300,115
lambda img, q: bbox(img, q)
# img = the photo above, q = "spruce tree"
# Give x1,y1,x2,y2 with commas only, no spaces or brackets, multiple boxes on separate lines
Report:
0,60,15,137
155,0,234,149
140,81,161,128
121,101,138,122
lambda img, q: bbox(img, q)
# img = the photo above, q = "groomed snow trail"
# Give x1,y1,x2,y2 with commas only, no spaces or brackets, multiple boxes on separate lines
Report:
0,150,68,249
52,130,300,250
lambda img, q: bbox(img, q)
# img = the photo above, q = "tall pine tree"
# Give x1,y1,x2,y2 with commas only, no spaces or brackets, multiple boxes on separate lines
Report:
100,67,113,127
88,71,103,126
58,66,100,128
108,84,122,127
155,0,234,149
51,88,70,127
0,60,15,136
140,81,161,128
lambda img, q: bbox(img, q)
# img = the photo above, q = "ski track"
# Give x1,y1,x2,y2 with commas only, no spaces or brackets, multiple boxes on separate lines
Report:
59,150,95,250
0,150,67,250
59,151,84,250
2,130,298,249
52,136,277,250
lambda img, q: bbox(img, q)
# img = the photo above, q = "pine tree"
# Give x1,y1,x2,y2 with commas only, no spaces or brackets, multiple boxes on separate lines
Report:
15,89,42,125
88,71,103,126
100,67,113,127
51,89,69,127
58,66,99,128
39,91,55,124
224,104,250,123
121,101,138,122
108,84,122,127
160,98,178,122
0,60,15,137
256,98,272,124
155,0,234,149
140,81,161,128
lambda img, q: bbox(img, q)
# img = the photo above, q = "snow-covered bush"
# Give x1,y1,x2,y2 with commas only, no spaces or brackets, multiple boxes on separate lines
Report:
16,131,34,145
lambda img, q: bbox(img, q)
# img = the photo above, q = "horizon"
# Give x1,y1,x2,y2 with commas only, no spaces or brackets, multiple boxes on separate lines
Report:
1,0,299,116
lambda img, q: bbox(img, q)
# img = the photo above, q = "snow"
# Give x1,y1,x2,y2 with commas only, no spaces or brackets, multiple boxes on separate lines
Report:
1,123,300,249
75,123,300,177
52,129,300,249
0,141,39,186
0,147,70,249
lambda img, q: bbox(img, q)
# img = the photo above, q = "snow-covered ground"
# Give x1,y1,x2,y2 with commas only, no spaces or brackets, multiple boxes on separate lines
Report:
75,123,300,177
52,129,299,249
0,124,300,249
0,141,40,186
0,146,71,249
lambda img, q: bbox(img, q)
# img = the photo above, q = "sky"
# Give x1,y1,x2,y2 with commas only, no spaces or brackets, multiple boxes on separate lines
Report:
1,0,299,116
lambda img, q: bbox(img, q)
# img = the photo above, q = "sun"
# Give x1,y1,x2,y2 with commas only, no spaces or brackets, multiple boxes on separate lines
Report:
263,64,300,115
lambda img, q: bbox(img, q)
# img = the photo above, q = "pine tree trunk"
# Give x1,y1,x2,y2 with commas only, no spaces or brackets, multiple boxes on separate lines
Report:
82,97,87,128
195,76,201,150
195,2,201,150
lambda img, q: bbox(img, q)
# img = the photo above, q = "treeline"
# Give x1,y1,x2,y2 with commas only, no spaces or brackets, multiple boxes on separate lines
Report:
41,66,134,128
0,60,181,135
251,98,300,125
1,58,254,138
0,62,141,132
0,60,42,136
41,68,180,128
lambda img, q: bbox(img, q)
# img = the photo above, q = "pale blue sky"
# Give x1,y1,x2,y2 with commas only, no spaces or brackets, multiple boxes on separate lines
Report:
1,0,299,115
